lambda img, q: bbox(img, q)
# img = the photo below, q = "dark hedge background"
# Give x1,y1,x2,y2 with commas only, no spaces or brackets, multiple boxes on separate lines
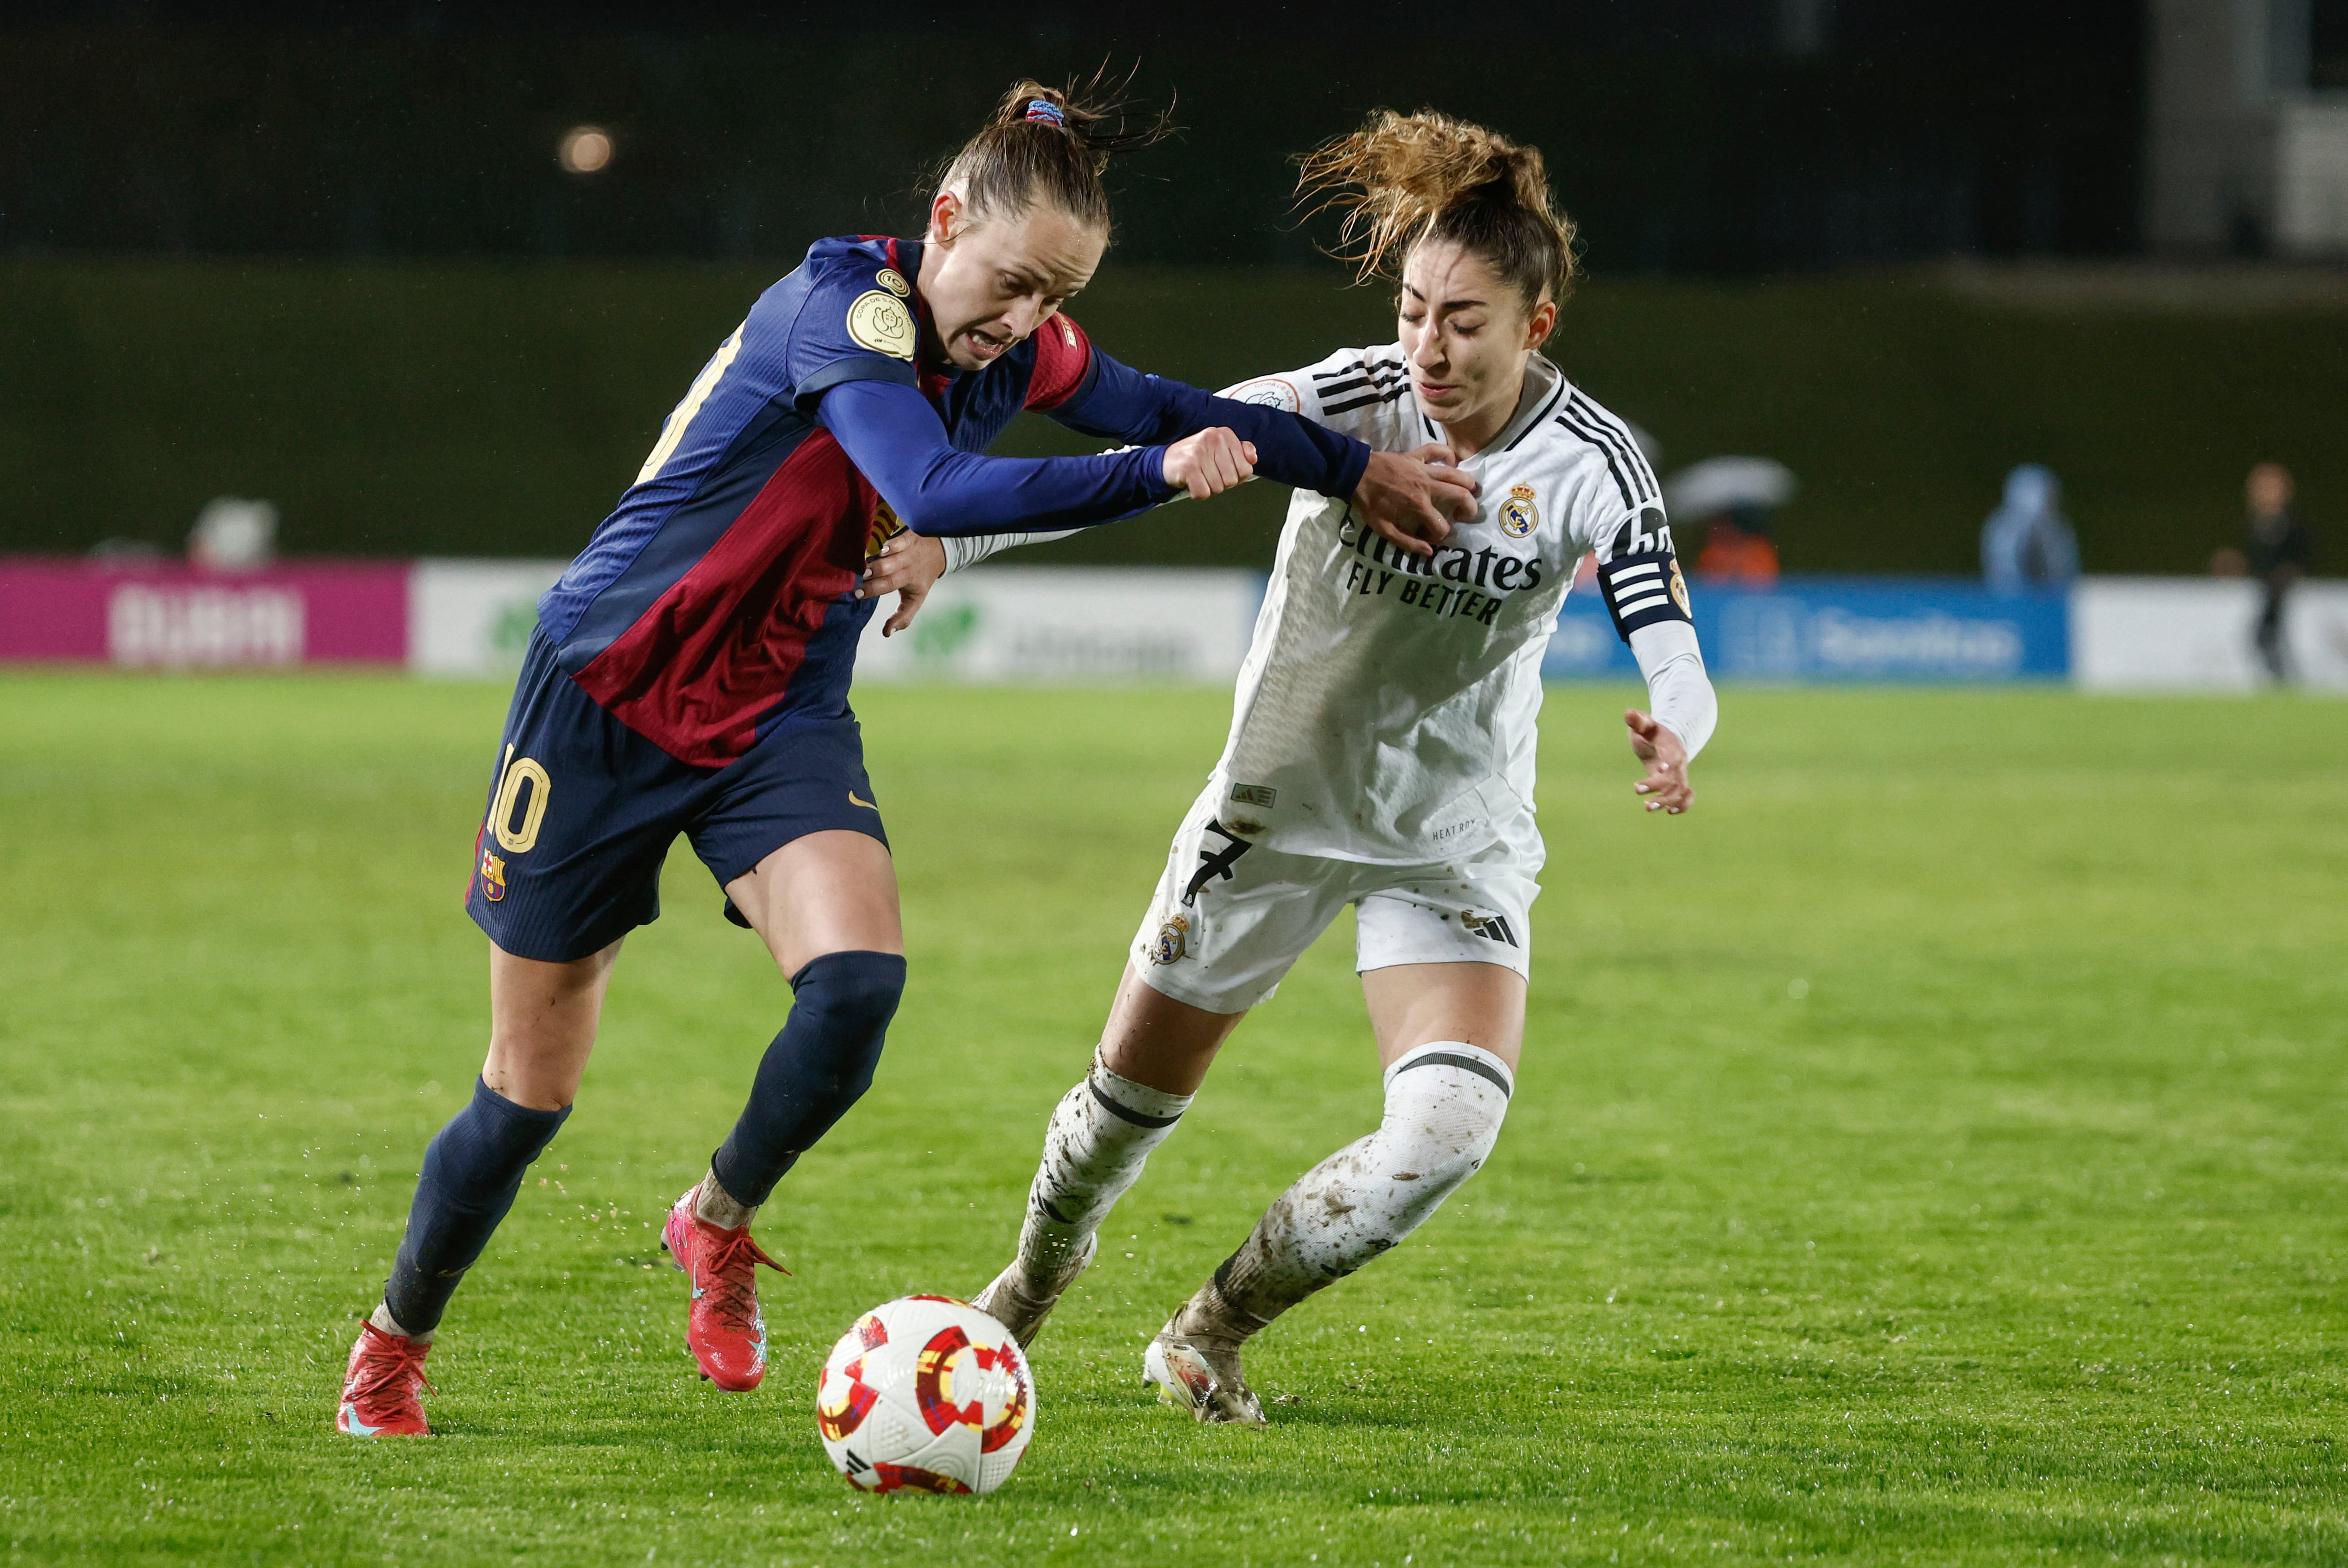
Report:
2,10,2142,271
5,256,2338,574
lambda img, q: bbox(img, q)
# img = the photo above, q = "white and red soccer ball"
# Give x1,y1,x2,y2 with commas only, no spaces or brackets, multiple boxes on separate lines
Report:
816,1295,1035,1495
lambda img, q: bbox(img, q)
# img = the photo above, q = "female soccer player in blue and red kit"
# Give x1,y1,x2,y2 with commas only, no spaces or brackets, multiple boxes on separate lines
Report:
334,79,1481,1436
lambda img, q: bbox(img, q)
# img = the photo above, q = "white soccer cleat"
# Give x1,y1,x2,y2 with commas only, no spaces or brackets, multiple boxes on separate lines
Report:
971,1234,1096,1349
1143,1320,1267,1427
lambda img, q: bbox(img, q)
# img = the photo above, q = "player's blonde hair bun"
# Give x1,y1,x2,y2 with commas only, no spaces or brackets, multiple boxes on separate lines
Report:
1297,109,1579,312
934,69,1177,235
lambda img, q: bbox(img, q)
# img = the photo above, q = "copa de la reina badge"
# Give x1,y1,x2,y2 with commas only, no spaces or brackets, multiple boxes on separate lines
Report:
1222,375,1302,413
846,289,916,360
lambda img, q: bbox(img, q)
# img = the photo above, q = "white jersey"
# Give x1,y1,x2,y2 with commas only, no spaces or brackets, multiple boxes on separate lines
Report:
1204,345,1687,867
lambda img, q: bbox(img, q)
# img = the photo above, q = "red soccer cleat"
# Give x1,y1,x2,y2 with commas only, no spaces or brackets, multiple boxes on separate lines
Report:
663,1189,788,1391
336,1321,433,1437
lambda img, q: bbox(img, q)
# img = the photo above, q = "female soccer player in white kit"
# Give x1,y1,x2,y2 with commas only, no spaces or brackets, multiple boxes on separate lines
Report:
874,110,1719,1424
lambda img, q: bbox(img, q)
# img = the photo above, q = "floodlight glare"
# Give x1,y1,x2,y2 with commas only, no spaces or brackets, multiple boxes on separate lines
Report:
559,127,613,174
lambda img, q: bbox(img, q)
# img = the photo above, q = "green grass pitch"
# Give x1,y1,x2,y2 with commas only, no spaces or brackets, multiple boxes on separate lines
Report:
1,673,2343,1566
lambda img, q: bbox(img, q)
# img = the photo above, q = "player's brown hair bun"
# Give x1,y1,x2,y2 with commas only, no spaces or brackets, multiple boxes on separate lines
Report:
934,70,1176,234
1296,109,1579,315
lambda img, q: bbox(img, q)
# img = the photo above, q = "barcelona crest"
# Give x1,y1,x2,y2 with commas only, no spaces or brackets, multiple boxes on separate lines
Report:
479,846,507,902
866,499,909,563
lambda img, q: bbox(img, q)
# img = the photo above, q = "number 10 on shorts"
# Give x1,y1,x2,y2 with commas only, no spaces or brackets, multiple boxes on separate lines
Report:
479,746,552,901
488,744,553,853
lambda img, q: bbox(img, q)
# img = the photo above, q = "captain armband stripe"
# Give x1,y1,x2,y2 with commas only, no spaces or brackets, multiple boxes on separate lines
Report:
1593,506,1692,641
1596,550,1692,640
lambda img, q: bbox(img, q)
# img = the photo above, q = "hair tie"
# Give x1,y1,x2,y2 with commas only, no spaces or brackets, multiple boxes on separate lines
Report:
1023,99,1067,128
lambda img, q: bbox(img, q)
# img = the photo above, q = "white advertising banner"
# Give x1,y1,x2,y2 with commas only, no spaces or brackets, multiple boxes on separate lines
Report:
2071,577,2348,692
853,566,1262,686
409,558,567,677
390,562,2347,693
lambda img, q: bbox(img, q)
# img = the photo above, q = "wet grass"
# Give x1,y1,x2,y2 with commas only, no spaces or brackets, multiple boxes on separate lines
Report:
1,674,2343,1564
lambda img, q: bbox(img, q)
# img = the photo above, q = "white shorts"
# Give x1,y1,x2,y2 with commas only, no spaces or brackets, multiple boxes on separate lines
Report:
1128,801,1540,1015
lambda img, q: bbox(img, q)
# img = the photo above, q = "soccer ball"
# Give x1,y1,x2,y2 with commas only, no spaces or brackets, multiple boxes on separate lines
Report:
816,1295,1035,1495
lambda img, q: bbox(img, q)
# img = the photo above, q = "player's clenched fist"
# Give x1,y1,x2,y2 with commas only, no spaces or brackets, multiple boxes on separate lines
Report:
1351,446,1481,557
1162,427,1259,500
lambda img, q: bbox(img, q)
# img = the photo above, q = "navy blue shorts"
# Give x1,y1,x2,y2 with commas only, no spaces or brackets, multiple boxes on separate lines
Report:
464,633,889,963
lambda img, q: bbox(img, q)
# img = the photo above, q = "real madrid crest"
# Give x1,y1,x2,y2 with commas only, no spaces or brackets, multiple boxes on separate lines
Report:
1499,482,1540,539
875,267,911,298
1149,913,1190,965
846,290,917,360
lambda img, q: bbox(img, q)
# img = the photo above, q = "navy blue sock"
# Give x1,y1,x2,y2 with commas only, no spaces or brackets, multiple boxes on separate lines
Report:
711,950,905,1208
383,1078,570,1334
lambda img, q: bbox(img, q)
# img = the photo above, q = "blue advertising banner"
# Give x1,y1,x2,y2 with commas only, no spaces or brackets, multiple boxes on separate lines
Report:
1543,576,2071,683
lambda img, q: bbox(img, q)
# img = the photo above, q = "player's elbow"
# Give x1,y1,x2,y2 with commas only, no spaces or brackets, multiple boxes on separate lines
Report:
878,482,966,536
883,454,995,536
884,494,946,534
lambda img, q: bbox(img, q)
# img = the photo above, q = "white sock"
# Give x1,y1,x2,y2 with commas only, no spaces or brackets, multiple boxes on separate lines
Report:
1013,1053,1193,1284
369,1301,433,1344
1177,1042,1512,1342
694,1168,757,1230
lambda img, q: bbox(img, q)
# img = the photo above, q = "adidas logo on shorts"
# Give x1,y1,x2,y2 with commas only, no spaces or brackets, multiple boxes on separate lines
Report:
1462,913,1518,948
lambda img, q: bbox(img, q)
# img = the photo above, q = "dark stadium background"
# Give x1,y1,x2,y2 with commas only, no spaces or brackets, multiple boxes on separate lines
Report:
5,0,2343,572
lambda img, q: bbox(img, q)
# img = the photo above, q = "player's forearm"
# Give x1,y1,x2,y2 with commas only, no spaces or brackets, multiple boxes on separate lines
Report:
888,448,1168,537
1057,351,1372,500
940,530,1076,572
1630,620,1717,759
819,380,1174,536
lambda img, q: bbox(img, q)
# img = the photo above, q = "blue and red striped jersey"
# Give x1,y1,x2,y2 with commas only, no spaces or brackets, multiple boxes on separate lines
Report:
535,235,1115,767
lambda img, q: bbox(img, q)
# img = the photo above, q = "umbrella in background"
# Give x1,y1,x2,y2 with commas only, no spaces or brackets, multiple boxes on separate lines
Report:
1666,457,1797,586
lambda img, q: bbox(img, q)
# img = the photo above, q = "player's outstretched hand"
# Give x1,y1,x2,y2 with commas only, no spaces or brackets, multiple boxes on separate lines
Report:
1352,447,1480,558
1624,709,1693,815
856,531,948,637
1163,427,1259,500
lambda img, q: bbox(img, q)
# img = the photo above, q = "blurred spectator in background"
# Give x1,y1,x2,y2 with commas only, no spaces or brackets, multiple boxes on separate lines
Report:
1666,456,1795,586
188,497,278,572
2232,462,2316,682
1979,464,2079,593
